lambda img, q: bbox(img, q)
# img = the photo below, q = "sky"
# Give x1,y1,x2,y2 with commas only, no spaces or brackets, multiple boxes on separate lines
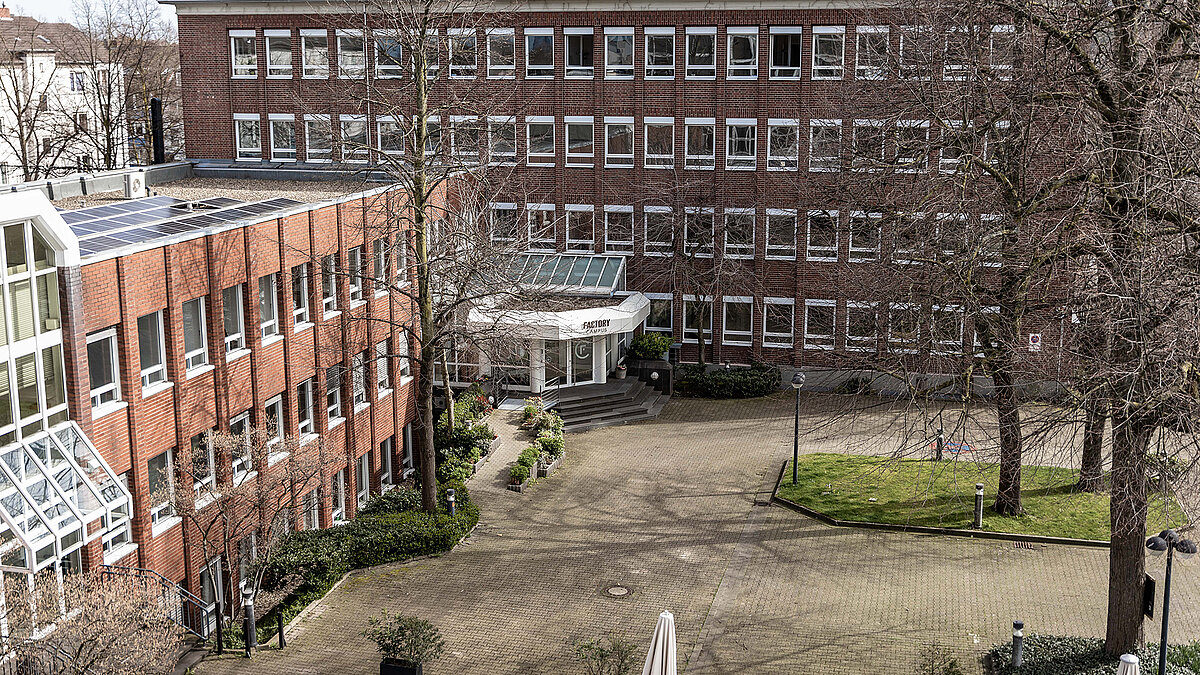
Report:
8,0,175,25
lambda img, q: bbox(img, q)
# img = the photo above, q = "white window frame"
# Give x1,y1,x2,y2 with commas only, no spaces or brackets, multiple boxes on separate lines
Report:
138,310,167,391
726,26,758,79
147,449,175,525
808,119,842,172
644,117,674,168
811,26,845,80
379,437,395,487
291,263,311,329
980,213,1004,267
565,204,595,252
767,119,799,171
87,327,121,409
259,273,279,339
297,378,315,436
450,115,480,164
849,211,882,262
564,27,594,78
356,453,370,508
490,203,518,243
527,203,556,252
486,28,515,78
397,332,413,381
230,29,257,78
806,210,839,262
682,295,713,343
321,254,340,315
603,205,635,254
768,26,802,79
525,27,555,78
643,206,673,257
269,113,296,162
331,468,347,523
855,25,890,80
845,301,879,351
725,119,757,170
449,28,477,79
376,339,392,395
990,25,1015,80
685,27,717,79
233,113,261,161
900,25,932,80
943,26,976,81
376,115,404,156
487,115,517,164
897,120,930,172
604,117,634,167
721,296,753,345
300,29,329,78
348,245,365,305
604,27,634,79
265,29,292,78
763,298,794,348
932,304,965,354
644,292,673,333
804,299,836,350
304,114,332,163
684,118,715,169
684,207,715,258
222,284,246,354
374,29,404,79
353,351,369,408
939,120,969,174
723,208,755,259
852,119,886,172
893,211,926,265
565,116,595,167
257,396,280,451
336,29,366,79
644,27,675,79
765,208,797,260
340,114,369,163
526,116,555,166
888,302,921,353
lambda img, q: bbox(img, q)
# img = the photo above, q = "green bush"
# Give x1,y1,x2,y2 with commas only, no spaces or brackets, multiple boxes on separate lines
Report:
517,446,540,468
510,464,530,483
532,410,564,435
538,434,565,459
675,363,781,399
988,634,1200,674
357,487,424,517
363,611,446,665
628,333,673,360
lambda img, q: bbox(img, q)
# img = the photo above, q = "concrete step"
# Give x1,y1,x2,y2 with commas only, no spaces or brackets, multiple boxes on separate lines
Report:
554,381,651,415
562,393,670,433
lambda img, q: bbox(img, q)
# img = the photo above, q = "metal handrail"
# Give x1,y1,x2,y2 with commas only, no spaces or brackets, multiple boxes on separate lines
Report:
0,641,99,674
98,564,212,640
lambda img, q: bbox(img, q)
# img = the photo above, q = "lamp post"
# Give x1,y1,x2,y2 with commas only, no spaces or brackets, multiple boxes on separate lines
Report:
1146,529,1197,675
791,372,805,485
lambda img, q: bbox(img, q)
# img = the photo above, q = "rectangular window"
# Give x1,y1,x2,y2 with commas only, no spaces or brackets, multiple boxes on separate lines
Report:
605,28,634,78
451,116,480,163
766,209,797,259
147,449,174,524
222,285,245,354
397,332,412,379
722,298,752,345
356,452,370,508
604,117,633,167
727,27,758,79
726,120,757,170
933,305,964,353
808,120,842,172
321,254,339,314
302,488,319,529
137,310,166,389
724,210,754,259
852,120,885,172
846,302,878,351
265,30,292,78
893,212,925,264
340,116,368,162
767,119,799,170
374,30,403,78
487,29,515,78
769,27,802,78
372,239,390,294
856,26,889,79
527,117,555,165
268,115,296,162
449,29,477,78
565,205,594,252
353,351,369,406
644,207,673,256
565,28,594,78
402,424,415,474
804,299,836,350
291,264,311,328
806,210,839,261
848,211,882,262
326,366,343,423
528,204,556,251
565,117,594,166
896,120,930,172
487,116,516,163
258,274,279,338
812,26,845,79
87,328,120,408
889,303,921,352
380,437,394,487
301,29,329,78
191,431,215,496
490,203,519,242
686,27,716,78
604,207,634,254
645,28,675,78
305,115,332,162
935,212,969,257
683,297,712,343
525,28,554,78
376,339,391,393
234,115,261,161
939,120,969,173
684,119,715,169
348,246,365,304
337,30,366,78
230,30,257,78
764,299,794,347
261,392,282,446
685,208,715,257
420,31,440,79
228,410,251,480
644,118,674,168
376,116,404,155
900,25,932,80
990,25,1015,79
331,468,347,523
396,236,409,285
645,295,673,332
70,71,85,91
943,26,975,81
297,378,315,435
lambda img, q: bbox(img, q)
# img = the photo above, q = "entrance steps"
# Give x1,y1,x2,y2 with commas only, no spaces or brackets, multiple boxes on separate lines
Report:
553,378,669,433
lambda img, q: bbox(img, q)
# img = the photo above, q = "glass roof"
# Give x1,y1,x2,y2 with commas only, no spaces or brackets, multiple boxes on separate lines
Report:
510,253,626,297
0,422,131,572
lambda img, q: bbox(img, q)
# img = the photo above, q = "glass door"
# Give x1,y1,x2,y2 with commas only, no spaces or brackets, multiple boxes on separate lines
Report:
571,338,594,385
544,339,566,390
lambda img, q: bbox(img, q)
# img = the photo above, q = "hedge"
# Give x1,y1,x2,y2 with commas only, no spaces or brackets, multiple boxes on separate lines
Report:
628,333,673,360
988,634,1200,674
675,363,781,399
433,386,496,484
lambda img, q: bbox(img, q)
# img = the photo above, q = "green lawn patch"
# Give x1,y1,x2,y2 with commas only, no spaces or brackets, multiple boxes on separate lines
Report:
776,453,1184,541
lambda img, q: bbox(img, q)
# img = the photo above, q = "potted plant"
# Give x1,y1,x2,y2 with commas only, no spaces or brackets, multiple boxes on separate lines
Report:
362,611,446,675
508,463,531,492
614,364,628,379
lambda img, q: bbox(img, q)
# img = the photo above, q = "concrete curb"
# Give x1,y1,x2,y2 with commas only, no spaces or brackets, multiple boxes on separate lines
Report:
769,460,1111,549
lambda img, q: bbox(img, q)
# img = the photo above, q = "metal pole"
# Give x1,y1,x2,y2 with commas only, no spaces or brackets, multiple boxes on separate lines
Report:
1012,621,1024,668
974,483,984,529
792,386,800,485
936,426,944,462
1160,547,1173,675
243,587,256,658
277,611,286,649
447,488,457,517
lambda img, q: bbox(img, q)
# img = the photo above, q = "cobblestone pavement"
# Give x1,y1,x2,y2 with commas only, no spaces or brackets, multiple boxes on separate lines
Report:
198,395,1200,675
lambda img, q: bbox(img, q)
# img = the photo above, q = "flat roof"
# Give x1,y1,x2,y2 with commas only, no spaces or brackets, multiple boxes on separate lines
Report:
50,177,364,210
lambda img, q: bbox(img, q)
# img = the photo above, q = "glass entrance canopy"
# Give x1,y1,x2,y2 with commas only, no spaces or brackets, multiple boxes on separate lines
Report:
508,254,626,297
0,422,131,573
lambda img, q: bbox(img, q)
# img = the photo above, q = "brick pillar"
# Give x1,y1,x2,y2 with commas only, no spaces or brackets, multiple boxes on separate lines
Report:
58,265,93,437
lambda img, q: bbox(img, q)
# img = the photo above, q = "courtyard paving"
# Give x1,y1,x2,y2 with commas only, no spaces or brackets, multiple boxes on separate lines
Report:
198,394,1200,674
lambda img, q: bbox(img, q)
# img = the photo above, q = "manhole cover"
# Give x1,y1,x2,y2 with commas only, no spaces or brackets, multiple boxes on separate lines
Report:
606,585,630,597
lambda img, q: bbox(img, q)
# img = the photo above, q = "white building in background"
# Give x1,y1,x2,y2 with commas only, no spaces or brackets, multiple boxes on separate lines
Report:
0,6,127,184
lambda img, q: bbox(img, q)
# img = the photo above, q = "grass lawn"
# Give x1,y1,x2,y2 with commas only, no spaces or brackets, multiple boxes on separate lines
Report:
776,453,1185,541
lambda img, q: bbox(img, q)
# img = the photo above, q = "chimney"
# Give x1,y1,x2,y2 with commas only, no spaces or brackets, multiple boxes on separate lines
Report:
0,5,12,20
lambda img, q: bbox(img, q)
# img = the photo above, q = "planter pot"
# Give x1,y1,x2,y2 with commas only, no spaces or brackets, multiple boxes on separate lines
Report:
537,455,563,478
489,436,502,454
507,478,530,493
472,456,487,475
614,368,628,380
381,659,422,675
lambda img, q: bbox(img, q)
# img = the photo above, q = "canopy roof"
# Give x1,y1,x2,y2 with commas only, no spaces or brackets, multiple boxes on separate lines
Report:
509,253,626,297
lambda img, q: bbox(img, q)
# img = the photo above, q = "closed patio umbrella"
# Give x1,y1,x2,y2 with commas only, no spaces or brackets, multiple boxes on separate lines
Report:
642,610,677,675
1116,654,1140,675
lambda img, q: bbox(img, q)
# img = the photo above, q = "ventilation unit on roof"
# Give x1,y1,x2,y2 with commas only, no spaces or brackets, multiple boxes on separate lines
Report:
123,170,146,199
169,200,217,212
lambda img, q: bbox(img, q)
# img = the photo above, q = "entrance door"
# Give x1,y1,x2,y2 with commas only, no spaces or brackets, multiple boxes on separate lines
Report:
545,340,567,390
571,338,594,385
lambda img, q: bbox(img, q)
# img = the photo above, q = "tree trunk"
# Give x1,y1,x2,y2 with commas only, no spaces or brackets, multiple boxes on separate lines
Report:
992,365,1024,515
416,353,438,513
441,350,455,429
1104,413,1151,655
1079,395,1107,492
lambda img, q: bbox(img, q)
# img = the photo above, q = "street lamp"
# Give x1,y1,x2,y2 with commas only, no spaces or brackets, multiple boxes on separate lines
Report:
1146,529,1197,675
791,372,805,485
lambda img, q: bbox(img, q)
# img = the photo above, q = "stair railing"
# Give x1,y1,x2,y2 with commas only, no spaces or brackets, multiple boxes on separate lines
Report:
98,564,212,640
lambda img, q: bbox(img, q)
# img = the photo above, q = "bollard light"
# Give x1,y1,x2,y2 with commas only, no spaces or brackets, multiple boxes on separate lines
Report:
974,483,984,529
1011,620,1024,668
242,586,257,657
446,488,457,516
791,372,805,486
650,371,659,381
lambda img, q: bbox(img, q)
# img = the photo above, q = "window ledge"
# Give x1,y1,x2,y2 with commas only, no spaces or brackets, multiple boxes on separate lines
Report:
398,375,414,387
91,400,128,420
293,321,314,334
267,451,290,466
323,310,342,321
141,381,174,399
226,348,252,363
233,470,258,486
374,289,388,298
354,402,371,415
328,417,345,430
377,388,393,401
350,300,367,310
804,343,835,351
401,467,416,479
763,341,794,349
300,432,320,446
186,364,215,380
262,334,285,348
103,542,138,566
195,492,220,510
151,515,181,539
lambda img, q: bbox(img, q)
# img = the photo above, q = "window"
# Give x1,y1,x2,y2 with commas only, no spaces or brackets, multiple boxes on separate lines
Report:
420,116,442,157
766,209,797,259
855,26,889,79
769,27,802,78
234,114,261,161
849,211,882,262
990,25,1015,79
449,29,477,78
231,410,253,479
726,27,758,79
806,210,839,261
935,212,969,256
525,28,554,78
420,31,440,79
258,274,279,338
846,302,878,351
305,115,332,162
191,431,215,496
812,26,845,79
684,119,715,169
297,378,315,435
724,210,754,259
852,120,885,172
375,116,403,156
331,468,347,523
291,264,311,328
804,300,835,350
645,294,673,332
380,437,395,487
487,29,515,78
265,29,292,77
605,28,634,78
356,453,370,508
301,29,329,78
137,310,166,389
346,246,364,304
451,116,480,163
933,305,964,353
527,117,555,165
396,236,409,285
372,239,390,294
764,299,794,347
325,365,343,423
402,425,415,475
374,30,403,78
490,203,519,242
645,27,675,78
565,28,594,78
980,213,1004,266
70,71,85,91
644,207,673,256
487,116,516,163
900,25,932,80
269,115,296,161
397,332,412,379
644,119,674,168
230,30,257,78
353,351,369,407
683,297,712,342
147,449,175,524
943,26,976,81
896,121,930,172
340,116,368,162
565,117,594,166
221,285,245,354
686,27,716,78
889,303,920,352
685,208,715,257
87,328,120,408
893,212,926,264
604,118,634,167
302,489,320,529
337,30,365,78
767,120,799,170
528,204,556,251
722,298,752,345
808,120,842,172
939,120,970,173
604,207,634,254
321,254,342,313
565,205,594,252
376,339,391,393
726,120,756,170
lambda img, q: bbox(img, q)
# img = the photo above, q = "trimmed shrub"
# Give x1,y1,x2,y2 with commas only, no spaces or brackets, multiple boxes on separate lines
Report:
532,410,564,435
509,464,530,483
538,434,565,459
517,446,540,468
628,333,673,360
676,363,781,399
357,487,423,517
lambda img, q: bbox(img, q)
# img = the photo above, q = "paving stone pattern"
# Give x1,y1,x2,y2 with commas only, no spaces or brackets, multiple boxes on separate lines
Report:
198,395,1200,675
